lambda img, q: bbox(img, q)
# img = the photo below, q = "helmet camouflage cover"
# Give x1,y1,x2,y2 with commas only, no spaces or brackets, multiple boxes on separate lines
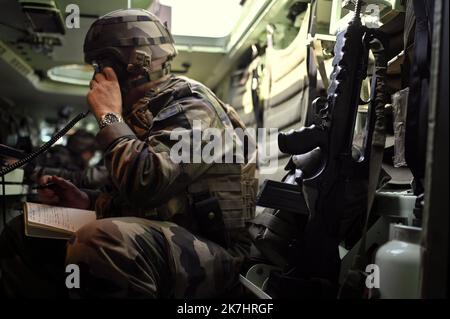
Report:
84,9,177,85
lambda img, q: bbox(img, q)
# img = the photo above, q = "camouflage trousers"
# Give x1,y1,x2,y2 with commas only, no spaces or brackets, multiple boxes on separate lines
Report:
0,216,244,298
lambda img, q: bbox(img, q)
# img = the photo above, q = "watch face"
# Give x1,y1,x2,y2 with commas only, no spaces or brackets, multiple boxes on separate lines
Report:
100,113,121,128
105,113,119,123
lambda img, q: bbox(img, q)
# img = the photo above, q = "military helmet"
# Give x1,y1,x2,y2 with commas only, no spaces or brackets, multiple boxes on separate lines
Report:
84,9,177,87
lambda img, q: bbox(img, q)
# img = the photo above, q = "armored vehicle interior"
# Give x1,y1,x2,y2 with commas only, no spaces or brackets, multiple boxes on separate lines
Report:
0,0,448,299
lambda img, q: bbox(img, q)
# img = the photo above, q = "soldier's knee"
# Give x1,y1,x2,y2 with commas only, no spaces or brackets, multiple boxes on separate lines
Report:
66,219,119,264
74,219,108,242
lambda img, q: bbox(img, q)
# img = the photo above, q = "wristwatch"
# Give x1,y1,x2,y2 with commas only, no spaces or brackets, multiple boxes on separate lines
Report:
98,112,123,129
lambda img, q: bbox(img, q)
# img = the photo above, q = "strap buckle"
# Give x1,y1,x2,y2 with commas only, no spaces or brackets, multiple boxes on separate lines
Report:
134,50,151,68
127,50,152,74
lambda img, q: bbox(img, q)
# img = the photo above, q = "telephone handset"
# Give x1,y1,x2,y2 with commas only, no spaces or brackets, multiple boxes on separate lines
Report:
92,60,101,75
0,111,90,177
0,63,101,177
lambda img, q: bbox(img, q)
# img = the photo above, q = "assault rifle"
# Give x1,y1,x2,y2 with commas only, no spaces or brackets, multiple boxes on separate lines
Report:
251,0,389,297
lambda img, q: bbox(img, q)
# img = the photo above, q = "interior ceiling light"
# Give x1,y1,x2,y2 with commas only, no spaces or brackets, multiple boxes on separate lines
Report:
47,64,93,86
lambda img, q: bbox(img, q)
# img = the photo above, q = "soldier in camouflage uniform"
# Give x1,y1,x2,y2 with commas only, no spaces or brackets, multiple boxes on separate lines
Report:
0,9,257,298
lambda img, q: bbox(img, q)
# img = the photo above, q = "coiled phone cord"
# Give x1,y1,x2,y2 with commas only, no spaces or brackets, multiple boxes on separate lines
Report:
0,110,90,177
0,110,90,227
2,175,5,227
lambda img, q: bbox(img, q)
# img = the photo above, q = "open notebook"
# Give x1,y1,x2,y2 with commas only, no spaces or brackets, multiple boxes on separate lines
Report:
24,202,96,240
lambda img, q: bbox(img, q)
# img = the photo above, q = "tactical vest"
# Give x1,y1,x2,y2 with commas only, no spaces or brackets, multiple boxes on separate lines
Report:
121,76,258,250
186,82,258,249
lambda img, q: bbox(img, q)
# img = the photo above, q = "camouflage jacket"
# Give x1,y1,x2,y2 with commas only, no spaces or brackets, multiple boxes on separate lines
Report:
93,75,258,256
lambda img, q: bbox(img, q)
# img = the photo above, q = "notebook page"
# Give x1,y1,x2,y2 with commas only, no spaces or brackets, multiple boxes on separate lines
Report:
26,203,96,233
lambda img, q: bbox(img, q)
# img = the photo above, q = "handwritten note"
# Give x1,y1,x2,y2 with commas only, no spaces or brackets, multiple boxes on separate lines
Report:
26,203,96,233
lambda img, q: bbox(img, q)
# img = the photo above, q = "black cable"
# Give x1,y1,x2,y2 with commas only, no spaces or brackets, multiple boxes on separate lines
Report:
354,0,362,18
0,110,90,177
2,175,6,228
0,110,90,230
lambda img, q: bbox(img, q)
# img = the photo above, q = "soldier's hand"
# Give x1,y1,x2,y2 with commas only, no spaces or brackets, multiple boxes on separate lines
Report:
88,67,122,122
37,175,90,210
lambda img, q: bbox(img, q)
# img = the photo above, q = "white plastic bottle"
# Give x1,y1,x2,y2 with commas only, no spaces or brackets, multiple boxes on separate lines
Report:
375,224,422,299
